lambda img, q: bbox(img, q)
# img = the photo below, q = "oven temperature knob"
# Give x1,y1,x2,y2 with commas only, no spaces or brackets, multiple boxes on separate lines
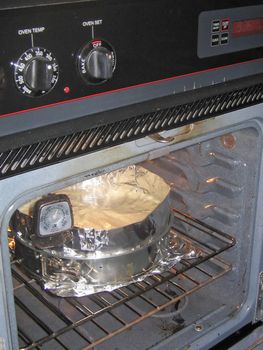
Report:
77,39,116,85
14,47,59,97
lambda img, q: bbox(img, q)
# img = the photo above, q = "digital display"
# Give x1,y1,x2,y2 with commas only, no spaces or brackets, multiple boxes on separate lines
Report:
232,18,263,37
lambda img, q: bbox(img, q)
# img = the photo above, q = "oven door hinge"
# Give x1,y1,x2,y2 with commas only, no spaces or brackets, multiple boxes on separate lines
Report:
256,271,263,321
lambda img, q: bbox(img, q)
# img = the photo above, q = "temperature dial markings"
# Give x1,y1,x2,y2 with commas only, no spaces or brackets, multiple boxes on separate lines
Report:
39,202,71,236
14,47,59,97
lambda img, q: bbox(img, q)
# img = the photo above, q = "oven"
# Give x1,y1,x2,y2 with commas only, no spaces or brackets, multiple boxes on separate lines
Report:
0,0,263,349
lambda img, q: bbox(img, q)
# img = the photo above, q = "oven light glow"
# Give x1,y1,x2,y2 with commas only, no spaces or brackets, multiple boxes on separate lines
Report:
204,204,213,209
206,177,218,184
8,237,15,250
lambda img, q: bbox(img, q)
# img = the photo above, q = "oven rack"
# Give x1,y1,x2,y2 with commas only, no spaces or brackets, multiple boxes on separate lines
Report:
11,209,235,350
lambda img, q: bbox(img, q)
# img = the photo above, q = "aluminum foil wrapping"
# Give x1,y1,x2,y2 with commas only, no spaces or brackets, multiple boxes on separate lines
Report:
13,165,202,297
42,229,203,297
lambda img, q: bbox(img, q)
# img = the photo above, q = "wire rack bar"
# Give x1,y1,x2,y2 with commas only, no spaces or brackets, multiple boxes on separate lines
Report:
12,210,234,350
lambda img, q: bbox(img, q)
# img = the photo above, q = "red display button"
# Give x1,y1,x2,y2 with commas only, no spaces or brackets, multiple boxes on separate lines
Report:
221,18,230,31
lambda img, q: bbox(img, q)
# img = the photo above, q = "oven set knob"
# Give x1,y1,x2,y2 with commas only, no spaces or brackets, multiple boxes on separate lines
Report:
86,47,113,80
77,39,116,85
14,47,59,97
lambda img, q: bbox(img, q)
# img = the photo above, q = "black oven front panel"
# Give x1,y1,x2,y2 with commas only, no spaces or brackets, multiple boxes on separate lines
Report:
0,0,262,119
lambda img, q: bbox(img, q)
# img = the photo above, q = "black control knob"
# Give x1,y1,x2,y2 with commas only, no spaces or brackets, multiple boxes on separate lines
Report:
14,47,59,97
24,57,53,93
78,39,116,85
86,47,113,81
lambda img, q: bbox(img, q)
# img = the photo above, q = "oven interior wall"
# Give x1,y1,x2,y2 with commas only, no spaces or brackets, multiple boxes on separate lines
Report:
97,127,261,350
12,127,261,350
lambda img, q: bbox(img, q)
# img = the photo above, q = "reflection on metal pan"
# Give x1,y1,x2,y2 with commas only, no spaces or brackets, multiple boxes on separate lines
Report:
12,165,184,297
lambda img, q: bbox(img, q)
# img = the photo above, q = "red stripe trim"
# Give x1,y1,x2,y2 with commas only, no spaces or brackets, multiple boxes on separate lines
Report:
0,57,262,119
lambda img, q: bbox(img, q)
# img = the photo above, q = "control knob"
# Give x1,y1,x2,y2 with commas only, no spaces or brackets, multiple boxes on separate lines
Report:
14,47,59,97
78,39,116,85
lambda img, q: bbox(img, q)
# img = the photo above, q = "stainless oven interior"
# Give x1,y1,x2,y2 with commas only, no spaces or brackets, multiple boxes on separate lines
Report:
2,105,263,350
0,1,263,349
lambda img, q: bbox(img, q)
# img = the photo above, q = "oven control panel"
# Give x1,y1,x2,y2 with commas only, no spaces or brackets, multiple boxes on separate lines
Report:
0,0,262,121
198,5,263,58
